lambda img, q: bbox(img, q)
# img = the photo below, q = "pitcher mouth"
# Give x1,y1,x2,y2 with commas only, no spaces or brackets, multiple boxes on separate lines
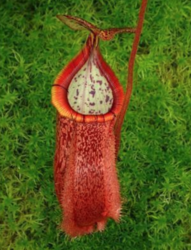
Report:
52,34,124,123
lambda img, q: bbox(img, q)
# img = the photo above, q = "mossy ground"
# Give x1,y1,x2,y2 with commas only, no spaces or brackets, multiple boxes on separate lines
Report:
1,0,191,249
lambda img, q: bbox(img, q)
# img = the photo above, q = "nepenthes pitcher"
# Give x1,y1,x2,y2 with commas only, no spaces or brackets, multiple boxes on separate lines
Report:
51,0,147,237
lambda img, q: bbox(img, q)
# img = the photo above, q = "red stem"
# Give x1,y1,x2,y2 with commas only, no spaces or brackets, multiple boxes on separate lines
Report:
115,0,148,153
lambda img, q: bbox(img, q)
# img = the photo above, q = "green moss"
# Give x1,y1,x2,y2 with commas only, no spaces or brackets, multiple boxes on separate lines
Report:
1,0,191,249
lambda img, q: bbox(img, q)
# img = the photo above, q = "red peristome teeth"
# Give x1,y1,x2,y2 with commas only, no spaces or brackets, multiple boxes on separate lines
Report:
54,115,121,237
52,34,124,123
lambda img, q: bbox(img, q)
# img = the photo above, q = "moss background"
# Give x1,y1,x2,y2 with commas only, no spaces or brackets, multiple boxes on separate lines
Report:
1,0,191,249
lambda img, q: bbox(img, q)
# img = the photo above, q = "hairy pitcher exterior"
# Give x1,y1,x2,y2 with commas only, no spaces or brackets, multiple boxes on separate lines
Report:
54,116,120,236
51,0,147,237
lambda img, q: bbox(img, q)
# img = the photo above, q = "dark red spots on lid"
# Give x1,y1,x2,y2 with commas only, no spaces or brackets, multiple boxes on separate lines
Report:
97,80,102,85
89,102,95,106
90,74,95,83
89,90,95,97
105,95,110,103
